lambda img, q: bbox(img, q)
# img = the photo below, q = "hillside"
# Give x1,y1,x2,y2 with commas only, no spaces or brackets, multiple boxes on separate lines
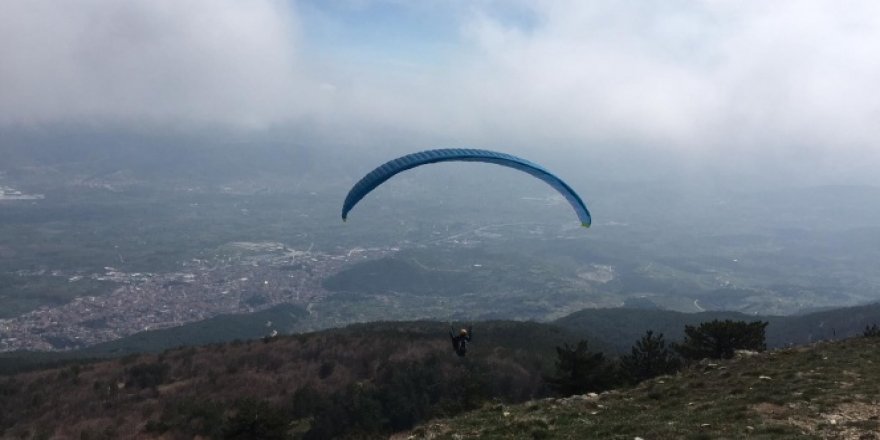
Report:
408,336,880,439
0,320,589,439
4,307,880,439
6,301,880,377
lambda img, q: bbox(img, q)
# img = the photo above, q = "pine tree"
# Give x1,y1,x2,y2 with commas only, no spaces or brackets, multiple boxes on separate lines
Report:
545,340,614,396
620,330,681,384
674,319,768,360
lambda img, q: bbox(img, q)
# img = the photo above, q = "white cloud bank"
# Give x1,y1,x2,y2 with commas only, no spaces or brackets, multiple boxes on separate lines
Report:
1,0,879,168
0,0,308,127
420,1,879,159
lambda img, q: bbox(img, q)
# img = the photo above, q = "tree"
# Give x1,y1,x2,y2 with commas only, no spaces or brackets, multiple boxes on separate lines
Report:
620,330,681,383
222,398,288,440
125,362,170,389
545,341,615,396
674,320,768,360
304,384,386,440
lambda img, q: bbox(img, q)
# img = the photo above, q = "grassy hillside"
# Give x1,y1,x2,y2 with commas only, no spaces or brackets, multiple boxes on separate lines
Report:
0,320,591,439
408,336,880,439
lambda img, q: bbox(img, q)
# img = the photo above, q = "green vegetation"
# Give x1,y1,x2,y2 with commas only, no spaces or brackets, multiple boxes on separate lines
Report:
410,336,880,439
544,341,616,396
0,320,583,439
3,313,880,439
674,319,768,360
0,316,787,439
125,361,170,389
619,330,680,384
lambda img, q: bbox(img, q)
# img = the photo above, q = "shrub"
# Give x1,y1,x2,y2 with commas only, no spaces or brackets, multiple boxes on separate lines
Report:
125,362,170,389
305,384,385,440
674,320,768,360
145,397,224,438
620,330,681,383
544,340,617,396
222,398,288,440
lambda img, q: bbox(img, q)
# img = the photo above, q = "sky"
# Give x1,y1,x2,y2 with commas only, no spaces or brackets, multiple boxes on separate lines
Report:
2,0,879,184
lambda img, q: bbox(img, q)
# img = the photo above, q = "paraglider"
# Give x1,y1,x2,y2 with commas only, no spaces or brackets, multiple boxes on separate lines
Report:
450,325,472,357
341,148,591,226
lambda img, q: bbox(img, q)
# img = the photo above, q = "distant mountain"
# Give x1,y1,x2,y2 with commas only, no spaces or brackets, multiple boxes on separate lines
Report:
553,302,880,352
6,301,880,376
768,302,880,345
80,303,310,355
553,308,752,352
1,126,316,182
0,303,308,374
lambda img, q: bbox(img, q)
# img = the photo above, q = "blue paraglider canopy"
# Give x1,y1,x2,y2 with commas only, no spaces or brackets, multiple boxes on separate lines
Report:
342,148,591,227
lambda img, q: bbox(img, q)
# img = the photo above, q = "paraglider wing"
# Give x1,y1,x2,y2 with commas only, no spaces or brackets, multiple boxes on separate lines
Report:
341,148,591,227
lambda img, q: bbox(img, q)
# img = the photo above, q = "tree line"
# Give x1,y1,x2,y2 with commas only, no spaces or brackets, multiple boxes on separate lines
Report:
0,318,774,439
546,319,769,396
145,319,770,439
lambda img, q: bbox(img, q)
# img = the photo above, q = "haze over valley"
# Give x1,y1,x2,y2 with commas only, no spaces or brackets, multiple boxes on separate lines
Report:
2,132,880,352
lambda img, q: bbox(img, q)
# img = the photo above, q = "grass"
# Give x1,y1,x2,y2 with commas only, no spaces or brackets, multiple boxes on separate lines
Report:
408,336,880,439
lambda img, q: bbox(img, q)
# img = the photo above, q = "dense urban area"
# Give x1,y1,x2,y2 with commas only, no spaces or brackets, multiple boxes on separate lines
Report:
0,242,394,351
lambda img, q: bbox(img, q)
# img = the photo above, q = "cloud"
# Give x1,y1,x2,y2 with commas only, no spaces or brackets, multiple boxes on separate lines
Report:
0,0,308,127
450,1,880,157
2,0,879,177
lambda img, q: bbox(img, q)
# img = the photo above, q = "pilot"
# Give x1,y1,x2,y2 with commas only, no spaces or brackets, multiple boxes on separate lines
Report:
449,326,472,357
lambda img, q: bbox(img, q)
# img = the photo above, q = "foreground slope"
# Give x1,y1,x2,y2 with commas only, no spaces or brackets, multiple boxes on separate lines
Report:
409,336,880,439
0,320,592,439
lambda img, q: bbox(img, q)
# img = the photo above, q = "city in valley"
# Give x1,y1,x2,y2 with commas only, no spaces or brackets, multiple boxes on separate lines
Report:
0,242,395,352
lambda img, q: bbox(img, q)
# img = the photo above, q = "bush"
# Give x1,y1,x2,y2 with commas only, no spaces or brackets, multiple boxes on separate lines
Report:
376,358,443,430
288,385,329,419
620,330,681,384
145,397,224,438
125,362,170,389
544,340,617,396
674,320,768,360
305,384,386,440
222,398,288,440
